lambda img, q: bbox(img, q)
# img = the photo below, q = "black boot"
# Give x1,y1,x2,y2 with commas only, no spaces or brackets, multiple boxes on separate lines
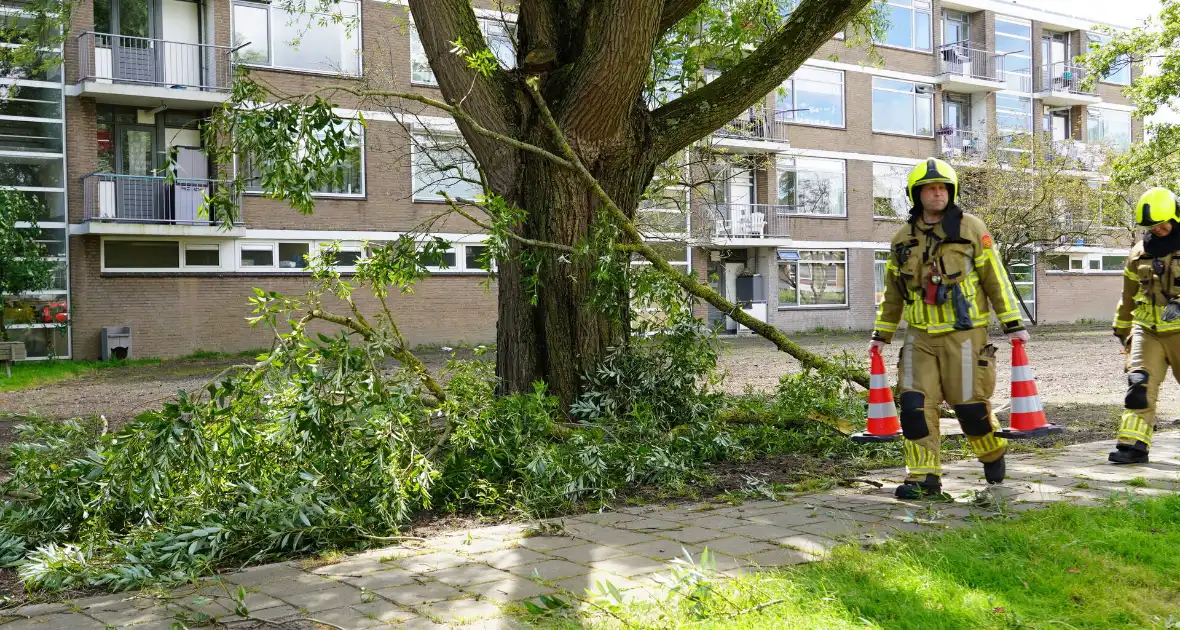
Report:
1108,441,1150,465
983,455,1006,485
895,474,942,499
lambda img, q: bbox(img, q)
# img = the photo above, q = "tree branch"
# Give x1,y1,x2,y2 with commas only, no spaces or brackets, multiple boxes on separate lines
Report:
649,0,871,162
406,0,520,192
660,0,707,31
524,79,870,393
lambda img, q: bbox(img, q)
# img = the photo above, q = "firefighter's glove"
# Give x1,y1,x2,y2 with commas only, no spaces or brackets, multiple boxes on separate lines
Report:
1164,301,1180,322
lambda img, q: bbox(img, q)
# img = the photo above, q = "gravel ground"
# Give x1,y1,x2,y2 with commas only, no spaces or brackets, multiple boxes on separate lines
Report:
2,327,1177,447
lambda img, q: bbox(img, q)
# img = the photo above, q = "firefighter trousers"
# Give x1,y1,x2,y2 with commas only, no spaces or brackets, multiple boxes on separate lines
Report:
896,326,1008,481
1119,326,1180,450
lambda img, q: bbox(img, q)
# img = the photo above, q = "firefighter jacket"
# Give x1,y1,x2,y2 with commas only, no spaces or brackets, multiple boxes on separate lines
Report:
1113,240,1180,333
874,210,1025,343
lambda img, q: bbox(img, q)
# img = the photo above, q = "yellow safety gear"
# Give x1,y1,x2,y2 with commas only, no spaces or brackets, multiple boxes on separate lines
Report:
907,158,959,206
1134,187,1178,228
1113,240,1180,334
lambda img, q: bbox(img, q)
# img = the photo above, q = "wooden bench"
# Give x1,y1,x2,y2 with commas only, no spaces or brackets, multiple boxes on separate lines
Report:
0,341,26,378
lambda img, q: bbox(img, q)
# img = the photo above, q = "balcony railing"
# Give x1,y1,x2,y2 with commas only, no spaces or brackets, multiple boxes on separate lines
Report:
1002,70,1033,93
1052,139,1105,171
713,105,790,143
82,173,234,225
938,43,1004,82
710,203,791,238
1039,63,1097,96
76,32,233,91
939,128,983,159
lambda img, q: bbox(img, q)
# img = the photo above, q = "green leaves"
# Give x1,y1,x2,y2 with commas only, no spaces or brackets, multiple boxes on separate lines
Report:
0,189,58,338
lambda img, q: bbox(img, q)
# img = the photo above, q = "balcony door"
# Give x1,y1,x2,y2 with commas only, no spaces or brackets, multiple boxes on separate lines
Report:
1042,32,1070,85
161,0,201,87
119,126,158,221
94,0,158,84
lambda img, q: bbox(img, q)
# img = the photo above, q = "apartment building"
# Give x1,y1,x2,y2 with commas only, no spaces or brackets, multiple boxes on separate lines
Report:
0,0,1140,360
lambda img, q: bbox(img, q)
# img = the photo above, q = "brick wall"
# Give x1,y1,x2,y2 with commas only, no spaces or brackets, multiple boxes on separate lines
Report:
68,236,498,360
1035,267,1123,324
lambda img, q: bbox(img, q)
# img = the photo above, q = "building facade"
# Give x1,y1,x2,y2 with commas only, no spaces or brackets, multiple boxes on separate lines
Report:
0,0,1142,360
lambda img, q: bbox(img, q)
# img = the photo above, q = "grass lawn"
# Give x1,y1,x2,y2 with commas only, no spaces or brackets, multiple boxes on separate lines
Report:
528,494,1180,629
0,358,161,392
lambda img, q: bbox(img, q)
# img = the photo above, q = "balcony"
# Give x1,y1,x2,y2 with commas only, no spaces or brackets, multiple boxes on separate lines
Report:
1035,63,1101,107
939,128,983,160
935,44,1005,92
711,106,790,151
1053,140,1106,171
75,32,233,109
79,173,243,236
710,203,791,239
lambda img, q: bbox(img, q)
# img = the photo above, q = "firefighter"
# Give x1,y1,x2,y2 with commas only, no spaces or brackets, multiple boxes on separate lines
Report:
1109,187,1180,465
870,158,1029,499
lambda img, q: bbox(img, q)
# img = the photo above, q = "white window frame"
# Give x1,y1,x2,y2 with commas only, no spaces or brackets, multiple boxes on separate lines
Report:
1086,32,1131,86
182,243,222,269
241,126,365,198
638,186,690,239
874,250,890,305
230,0,362,76
409,16,516,86
776,249,849,309
872,163,910,220
876,0,932,52
871,77,934,138
1087,107,1133,153
239,242,277,269
420,241,495,274
411,131,482,203
100,238,182,272
775,156,847,218
777,67,845,128
1047,252,1127,275
995,17,1033,92
996,93,1033,134
315,242,365,271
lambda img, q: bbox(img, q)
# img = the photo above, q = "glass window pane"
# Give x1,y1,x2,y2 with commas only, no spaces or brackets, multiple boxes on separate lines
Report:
873,86,915,135
412,134,482,201
777,263,799,307
798,261,846,305
272,2,359,74
914,9,931,50
883,4,914,48
465,245,489,270
873,163,910,218
915,94,932,136
0,120,63,153
330,250,362,267
104,240,179,268
0,157,63,188
410,25,435,84
0,86,61,119
483,19,515,69
5,326,69,359
1102,255,1127,271
185,247,219,266
241,247,274,267
279,242,310,268
232,4,270,64
791,69,843,126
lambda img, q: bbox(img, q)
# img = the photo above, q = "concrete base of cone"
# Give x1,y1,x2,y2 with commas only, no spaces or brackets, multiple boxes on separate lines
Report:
994,424,1064,440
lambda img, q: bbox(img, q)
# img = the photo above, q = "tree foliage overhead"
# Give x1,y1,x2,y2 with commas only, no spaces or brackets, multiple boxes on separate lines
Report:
956,133,1132,266
1081,0,1180,190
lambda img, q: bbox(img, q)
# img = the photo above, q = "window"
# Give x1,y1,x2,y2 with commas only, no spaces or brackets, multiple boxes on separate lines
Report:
1007,251,1035,319
777,249,847,308
1045,253,1125,274
996,94,1033,134
184,244,220,267
279,242,310,268
638,189,690,237
872,163,910,219
874,250,890,304
327,249,363,268
103,240,180,269
240,244,275,268
412,132,482,202
232,0,360,75
243,125,363,196
632,242,690,275
1087,33,1131,85
877,0,931,51
776,156,845,217
1087,108,1133,153
995,18,1032,91
872,78,933,137
420,241,494,273
409,18,515,85
777,67,844,127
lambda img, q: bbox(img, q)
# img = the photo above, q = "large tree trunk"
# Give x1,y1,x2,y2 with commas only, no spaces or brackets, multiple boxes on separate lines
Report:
497,126,654,408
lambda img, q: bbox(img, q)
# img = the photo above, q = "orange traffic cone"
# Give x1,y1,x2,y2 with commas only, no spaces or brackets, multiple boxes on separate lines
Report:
852,347,902,443
995,338,1063,439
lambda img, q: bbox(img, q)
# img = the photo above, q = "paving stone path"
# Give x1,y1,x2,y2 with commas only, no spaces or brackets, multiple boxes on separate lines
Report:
4,433,1180,629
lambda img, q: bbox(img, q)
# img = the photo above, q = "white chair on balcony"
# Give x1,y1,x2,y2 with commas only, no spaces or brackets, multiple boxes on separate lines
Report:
749,210,766,237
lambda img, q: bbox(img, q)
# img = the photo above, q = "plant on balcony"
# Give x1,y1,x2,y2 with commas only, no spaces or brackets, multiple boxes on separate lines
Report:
0,189,57,343
936,124,956,136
